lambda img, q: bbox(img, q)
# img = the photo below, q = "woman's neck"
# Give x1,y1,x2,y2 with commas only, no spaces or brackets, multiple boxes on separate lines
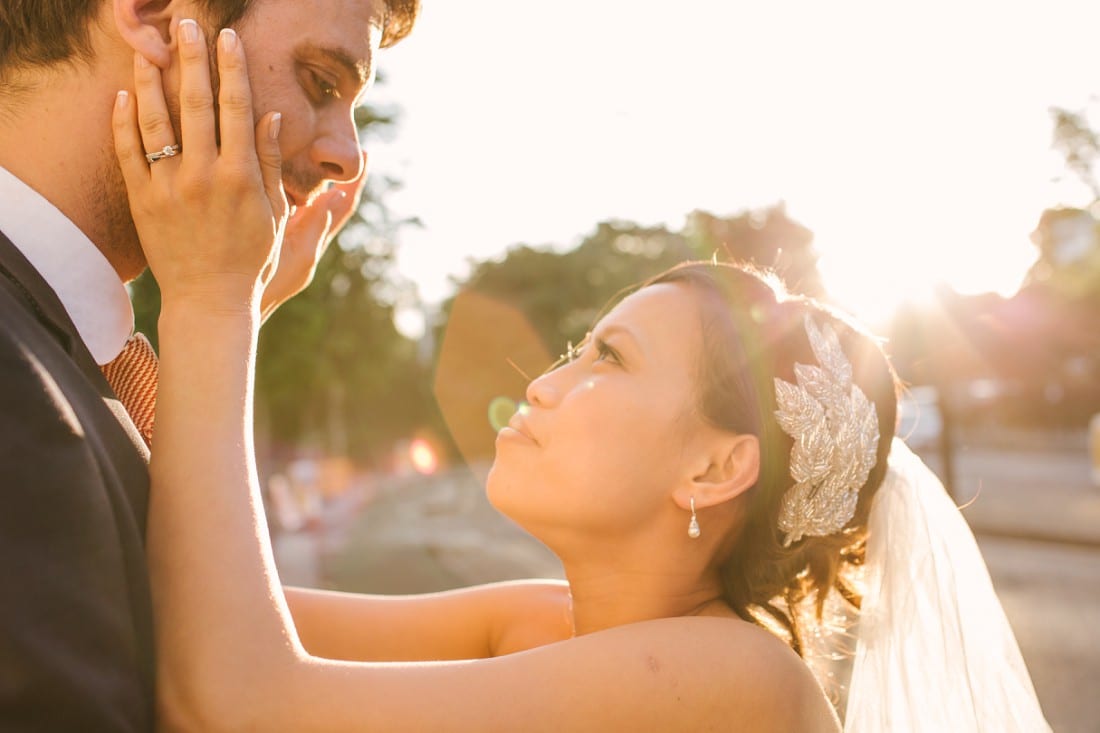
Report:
561,563,728,636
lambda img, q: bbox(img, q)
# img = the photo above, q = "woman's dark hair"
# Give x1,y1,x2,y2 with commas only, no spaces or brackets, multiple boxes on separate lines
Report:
647,261,900,656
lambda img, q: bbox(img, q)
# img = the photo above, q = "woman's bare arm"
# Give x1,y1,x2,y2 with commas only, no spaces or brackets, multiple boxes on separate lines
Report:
285,580,573,661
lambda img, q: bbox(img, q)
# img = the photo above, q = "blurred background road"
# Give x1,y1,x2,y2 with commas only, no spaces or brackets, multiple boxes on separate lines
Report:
273,429,1100,733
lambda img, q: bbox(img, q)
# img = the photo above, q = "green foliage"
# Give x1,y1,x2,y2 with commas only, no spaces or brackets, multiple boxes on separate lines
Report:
255,234,433,460
1025,207,1100,302
444,205,825,357
1029,108,1100,304
684,205,824,298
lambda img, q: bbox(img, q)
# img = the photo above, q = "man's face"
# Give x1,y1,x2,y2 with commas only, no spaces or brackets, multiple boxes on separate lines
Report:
97,0,385,280
226,0,384,207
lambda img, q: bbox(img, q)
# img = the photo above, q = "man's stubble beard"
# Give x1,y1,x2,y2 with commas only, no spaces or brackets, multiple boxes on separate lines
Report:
83,142,147,284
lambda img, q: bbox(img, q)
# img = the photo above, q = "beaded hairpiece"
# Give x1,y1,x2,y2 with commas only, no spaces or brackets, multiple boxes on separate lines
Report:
773,316,880,547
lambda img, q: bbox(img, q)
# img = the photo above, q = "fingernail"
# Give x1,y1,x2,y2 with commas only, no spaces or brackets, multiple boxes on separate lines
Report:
115,90,129,110
219,28,238,52
269,112,282,140
180,19,199,44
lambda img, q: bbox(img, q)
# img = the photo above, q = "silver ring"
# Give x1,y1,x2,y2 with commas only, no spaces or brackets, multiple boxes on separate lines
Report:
145,144,181,164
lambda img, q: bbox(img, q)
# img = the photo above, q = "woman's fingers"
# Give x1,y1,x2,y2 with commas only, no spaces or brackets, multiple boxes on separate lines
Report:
114,17,287,307
215,28,257,168
328,154,368,231
132,51,178,166
111,90,148,188
176,19,217,169
255,112,287,219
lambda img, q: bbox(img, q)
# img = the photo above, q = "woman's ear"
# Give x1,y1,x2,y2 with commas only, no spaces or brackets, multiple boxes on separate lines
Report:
114,0,181,68
674,433,760,511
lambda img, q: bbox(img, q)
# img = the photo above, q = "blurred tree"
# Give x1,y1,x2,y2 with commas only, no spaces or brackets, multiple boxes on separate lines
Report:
450,221,690,353
1025,207,1100,301
443,204,824,362
1044,106,1100,301
684,203,825,298
1050,107,1100,201
886,108,1100,430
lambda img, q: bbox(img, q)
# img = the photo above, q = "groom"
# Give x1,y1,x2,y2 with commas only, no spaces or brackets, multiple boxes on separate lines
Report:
0,0,417,727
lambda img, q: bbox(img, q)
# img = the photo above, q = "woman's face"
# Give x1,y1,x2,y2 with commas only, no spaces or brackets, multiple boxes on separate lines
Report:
486,283,710,545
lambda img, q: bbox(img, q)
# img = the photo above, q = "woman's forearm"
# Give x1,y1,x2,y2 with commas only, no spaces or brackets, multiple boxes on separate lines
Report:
148,300,301,726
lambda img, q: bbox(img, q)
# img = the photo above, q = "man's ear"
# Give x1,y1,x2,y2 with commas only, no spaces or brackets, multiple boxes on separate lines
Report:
114,0,180,68
674,433,760,511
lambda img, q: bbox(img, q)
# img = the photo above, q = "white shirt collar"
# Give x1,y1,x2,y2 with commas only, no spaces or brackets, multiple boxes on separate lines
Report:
0,166,134,365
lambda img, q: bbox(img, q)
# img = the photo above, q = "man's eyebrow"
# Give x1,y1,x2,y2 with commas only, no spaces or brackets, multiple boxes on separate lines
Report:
300,43,373,87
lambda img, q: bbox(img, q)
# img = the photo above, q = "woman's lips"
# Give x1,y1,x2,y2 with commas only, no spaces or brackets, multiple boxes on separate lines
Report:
501,415,539,445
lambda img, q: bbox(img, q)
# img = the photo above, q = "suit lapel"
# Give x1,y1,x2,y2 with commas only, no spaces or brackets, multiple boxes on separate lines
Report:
0,229,116,384
0,230,79,346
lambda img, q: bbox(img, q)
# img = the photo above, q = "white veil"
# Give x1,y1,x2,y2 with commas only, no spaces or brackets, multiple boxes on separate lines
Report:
843,439,1051,732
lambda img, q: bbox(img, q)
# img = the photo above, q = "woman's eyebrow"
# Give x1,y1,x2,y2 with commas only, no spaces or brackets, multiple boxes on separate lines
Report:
595,324,643,355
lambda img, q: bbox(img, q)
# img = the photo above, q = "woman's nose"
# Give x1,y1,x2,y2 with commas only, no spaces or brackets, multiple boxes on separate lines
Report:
525,371,560,408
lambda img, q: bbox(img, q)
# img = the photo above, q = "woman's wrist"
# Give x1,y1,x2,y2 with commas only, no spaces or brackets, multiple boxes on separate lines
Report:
159,284,262,323
158,298,262,344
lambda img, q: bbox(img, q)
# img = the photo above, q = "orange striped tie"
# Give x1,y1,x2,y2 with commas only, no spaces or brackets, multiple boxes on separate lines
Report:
101,332,159,446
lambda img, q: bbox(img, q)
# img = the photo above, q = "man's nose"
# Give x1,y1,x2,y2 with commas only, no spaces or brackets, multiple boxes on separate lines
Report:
311,114,364,182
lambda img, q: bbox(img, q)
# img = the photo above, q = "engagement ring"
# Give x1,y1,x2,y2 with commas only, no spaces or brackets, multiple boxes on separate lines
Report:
145,144,181,164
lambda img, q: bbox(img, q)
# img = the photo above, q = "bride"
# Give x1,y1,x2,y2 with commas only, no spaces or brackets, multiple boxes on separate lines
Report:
114,27,1050,732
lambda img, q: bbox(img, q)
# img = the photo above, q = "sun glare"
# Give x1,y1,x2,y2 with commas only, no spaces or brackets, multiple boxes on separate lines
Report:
804,180,1038,327
816,227,1034,328
374,1,1094,329
409,438,439,475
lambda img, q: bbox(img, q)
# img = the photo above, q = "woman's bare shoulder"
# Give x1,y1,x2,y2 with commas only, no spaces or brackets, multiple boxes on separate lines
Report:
574,615,842,732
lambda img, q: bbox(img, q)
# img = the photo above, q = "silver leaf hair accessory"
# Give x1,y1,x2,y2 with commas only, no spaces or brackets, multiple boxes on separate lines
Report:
773,315,880,547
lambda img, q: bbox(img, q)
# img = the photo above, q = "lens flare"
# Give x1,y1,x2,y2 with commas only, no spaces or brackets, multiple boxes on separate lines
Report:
409,438,439,475
488,396,518,432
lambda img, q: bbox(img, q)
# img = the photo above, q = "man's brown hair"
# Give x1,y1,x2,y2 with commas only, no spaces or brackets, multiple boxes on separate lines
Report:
0,0,418,77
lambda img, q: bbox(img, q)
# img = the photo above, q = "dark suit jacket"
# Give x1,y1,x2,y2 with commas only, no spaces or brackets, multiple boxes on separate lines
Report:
0,231,154,730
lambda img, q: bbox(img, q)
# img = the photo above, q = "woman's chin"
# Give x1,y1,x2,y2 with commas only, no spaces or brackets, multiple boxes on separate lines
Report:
484,460,509,513
485,463,534,528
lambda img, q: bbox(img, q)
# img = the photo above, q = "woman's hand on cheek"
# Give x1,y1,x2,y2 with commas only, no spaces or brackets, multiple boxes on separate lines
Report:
259,154,369,321
112,19,288,314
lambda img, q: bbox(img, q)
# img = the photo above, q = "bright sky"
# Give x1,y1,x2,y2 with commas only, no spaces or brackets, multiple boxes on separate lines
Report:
366,0,1100,329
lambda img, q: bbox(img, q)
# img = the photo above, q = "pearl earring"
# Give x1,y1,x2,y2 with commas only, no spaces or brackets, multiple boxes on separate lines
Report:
688,496,701,539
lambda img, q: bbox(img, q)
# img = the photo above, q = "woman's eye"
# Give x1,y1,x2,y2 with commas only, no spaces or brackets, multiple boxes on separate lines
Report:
552,335,617,369
594,339,620,365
